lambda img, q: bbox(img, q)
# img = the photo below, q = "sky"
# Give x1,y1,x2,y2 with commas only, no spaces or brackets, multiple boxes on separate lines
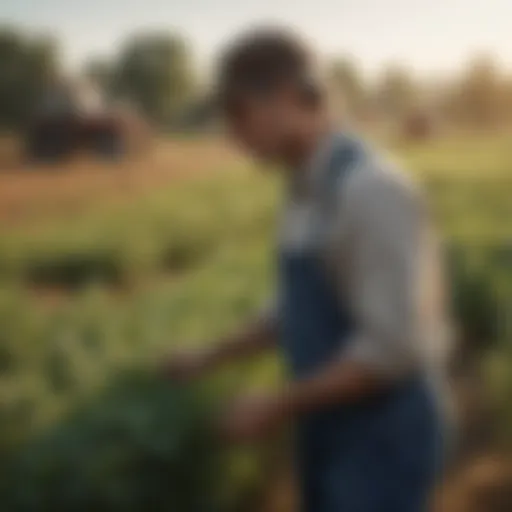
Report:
2,0,512,78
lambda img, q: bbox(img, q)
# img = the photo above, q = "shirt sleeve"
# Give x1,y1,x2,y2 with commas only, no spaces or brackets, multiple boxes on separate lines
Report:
256,296,281,328
336,166,432,379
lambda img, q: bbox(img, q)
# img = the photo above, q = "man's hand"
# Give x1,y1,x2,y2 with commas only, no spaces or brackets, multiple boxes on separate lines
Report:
219,392,289,443
218,360,385,443
161,347,217,382
160,317,278,383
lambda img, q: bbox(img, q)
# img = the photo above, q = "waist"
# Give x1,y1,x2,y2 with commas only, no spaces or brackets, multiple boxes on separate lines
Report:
298,372,445,431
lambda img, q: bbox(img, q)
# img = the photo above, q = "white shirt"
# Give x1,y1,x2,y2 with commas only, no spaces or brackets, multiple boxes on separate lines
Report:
265,132,451,379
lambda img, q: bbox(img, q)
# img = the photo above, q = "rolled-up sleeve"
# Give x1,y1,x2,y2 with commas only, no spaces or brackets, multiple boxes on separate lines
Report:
337,168,431,379
257,296,281,328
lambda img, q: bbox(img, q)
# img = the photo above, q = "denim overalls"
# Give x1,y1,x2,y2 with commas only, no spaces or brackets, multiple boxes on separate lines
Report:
279,134,445,511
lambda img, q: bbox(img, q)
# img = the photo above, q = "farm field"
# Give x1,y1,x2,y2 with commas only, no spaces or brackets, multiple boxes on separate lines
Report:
0,132,511,511
0,137,239,225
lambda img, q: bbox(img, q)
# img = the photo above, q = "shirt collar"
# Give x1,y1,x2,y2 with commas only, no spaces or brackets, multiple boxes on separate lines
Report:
289,130,340,198
308,130,340,180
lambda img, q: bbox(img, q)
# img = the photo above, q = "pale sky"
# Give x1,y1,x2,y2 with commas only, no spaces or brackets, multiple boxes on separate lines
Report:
2,0,512,77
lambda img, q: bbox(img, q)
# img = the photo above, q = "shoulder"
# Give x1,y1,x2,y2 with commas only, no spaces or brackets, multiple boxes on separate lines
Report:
338,150,425,222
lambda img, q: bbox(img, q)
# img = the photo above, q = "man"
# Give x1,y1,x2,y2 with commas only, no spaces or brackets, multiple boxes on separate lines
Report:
166,27,450,512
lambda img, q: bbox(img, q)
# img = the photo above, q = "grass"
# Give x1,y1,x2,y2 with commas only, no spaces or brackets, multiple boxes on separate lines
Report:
0,167,278,289
0,131,510,420
0,132,510,509
0,134,510,290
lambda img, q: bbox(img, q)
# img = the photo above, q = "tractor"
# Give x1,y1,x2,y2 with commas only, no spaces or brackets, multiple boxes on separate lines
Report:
25,78,150,163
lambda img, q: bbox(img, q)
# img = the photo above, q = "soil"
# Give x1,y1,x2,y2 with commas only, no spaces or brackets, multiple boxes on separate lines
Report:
0,137,240,226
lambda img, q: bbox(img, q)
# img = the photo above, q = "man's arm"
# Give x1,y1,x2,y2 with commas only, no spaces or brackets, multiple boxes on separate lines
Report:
163,302,279,380
207,308,279,367
221,169,436,441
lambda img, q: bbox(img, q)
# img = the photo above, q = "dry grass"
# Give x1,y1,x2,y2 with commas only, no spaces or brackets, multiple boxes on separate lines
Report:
0,136,20,168
435,456,512,512
0,136,241,226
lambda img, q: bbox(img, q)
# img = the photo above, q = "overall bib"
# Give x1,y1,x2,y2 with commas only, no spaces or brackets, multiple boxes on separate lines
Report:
279,135,445,512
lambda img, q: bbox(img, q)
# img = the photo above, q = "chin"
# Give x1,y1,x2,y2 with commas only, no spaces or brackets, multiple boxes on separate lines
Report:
254,155,277,168
251,148,281,166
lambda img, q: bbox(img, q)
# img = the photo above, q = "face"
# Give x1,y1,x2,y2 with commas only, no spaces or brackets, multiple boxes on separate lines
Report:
224,88,300,163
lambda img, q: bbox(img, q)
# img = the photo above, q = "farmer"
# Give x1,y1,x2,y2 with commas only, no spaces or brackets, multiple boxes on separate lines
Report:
166,27,451,512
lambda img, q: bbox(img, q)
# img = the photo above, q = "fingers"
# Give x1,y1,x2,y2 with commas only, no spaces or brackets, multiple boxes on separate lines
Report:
217,394,283,444
159,355,198,381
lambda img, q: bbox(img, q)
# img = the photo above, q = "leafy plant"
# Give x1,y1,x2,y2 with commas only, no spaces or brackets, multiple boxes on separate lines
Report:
0,371,239,512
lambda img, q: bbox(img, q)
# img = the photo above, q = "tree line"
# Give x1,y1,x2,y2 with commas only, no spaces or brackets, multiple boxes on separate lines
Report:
329,56,512,129
1,25,512,131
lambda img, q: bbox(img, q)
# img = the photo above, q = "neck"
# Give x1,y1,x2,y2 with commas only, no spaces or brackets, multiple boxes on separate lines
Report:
281,113,333,171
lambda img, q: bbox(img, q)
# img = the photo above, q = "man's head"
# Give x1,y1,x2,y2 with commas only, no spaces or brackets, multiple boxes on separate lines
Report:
215,27,327,164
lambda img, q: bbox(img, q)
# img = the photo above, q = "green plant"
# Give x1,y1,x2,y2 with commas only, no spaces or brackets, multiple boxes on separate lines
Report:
0,371,226,512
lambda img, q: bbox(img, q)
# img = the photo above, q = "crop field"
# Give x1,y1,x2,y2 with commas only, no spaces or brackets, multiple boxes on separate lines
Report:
0,137,238,225
0,133,511,511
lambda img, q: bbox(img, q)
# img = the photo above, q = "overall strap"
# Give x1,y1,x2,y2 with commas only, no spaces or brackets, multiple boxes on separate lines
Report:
319,133,368,213
312,133,369,293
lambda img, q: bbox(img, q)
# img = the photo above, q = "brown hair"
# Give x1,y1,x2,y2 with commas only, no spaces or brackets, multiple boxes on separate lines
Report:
216,27,323,113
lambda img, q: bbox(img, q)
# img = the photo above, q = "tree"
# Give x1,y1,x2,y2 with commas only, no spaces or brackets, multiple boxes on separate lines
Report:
328,58,367,118
501,78,512,126
112,32,196,125
374,65,419,119
447,55,503,127
0,27,59,130
83,58,115,97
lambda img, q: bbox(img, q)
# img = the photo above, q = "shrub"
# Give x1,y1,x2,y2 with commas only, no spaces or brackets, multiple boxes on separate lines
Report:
0,370,260,512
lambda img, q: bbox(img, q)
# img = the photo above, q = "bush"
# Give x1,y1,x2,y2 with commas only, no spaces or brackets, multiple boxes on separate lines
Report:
0,370,257,512
448,243,502,350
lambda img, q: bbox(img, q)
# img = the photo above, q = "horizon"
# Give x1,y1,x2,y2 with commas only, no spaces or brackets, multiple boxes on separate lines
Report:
2,0,512,79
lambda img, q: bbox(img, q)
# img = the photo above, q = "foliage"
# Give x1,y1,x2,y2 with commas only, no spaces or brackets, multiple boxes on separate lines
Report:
0,170,277,289
0,234,275,454
0,241,277,511
0,135,510,508
328,58,367,117
447,243,507,349
445,55,507,128
3,23,512,131
374,65,419,119
112,32,197,124
0,370,264,512
0,26,58,130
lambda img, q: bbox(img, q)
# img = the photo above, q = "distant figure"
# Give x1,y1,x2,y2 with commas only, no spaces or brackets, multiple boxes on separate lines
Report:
165,27,451,512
